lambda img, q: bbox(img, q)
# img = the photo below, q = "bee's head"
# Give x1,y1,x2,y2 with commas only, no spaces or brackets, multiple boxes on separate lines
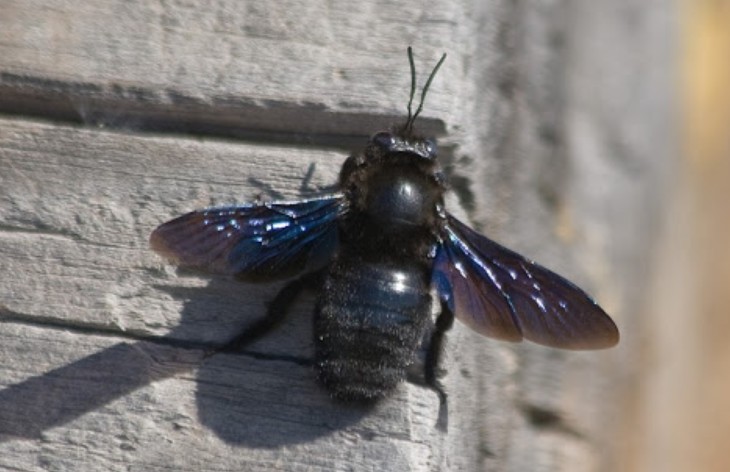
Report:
339,130,443,190
369,131,438,161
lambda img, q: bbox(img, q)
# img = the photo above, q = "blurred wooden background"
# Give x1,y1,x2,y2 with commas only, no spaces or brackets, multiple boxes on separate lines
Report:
626,1,730,471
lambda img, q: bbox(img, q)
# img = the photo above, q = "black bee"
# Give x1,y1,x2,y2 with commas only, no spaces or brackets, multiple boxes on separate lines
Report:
150,48,619,409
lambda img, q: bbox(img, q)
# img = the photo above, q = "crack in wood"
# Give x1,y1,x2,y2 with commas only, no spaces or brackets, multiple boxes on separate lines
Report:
0,223,84,241
0,72,446,149
0,305,310,366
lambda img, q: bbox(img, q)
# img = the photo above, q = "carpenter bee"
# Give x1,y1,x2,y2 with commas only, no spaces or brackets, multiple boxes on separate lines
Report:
150,48,619,411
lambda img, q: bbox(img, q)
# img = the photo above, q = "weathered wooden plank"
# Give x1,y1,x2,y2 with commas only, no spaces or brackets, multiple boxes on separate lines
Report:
0,115,469,463
0,117,510,471
0,117,343,344
0,0,468,138
0,323,450,471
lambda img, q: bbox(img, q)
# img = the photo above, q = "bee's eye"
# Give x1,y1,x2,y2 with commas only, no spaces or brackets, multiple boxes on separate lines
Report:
372,132,395,150
423,139,437,157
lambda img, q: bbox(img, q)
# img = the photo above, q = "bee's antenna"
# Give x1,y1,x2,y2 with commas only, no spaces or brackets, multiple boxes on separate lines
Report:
404,48,447,134
405,46,418,131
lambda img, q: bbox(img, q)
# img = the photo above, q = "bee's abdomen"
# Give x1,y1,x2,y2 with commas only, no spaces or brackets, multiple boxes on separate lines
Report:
314,258,432,401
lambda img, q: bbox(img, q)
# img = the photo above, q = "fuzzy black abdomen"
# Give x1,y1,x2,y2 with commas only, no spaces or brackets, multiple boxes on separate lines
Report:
314,258,432,401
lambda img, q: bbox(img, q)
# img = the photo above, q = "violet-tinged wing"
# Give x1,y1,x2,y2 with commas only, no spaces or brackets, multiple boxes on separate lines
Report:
432,215,619,350
150,195,345,281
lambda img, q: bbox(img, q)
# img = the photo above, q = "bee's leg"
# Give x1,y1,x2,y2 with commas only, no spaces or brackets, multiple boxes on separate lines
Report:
424,301,455,431
425,302,455,401
207,270,324,357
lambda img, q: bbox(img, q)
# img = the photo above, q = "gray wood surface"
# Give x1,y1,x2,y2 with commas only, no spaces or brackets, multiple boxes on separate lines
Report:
0,1,676,471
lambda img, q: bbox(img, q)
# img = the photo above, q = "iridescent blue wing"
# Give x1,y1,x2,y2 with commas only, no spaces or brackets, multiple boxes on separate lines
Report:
150,195,345,281
432,214,619,350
